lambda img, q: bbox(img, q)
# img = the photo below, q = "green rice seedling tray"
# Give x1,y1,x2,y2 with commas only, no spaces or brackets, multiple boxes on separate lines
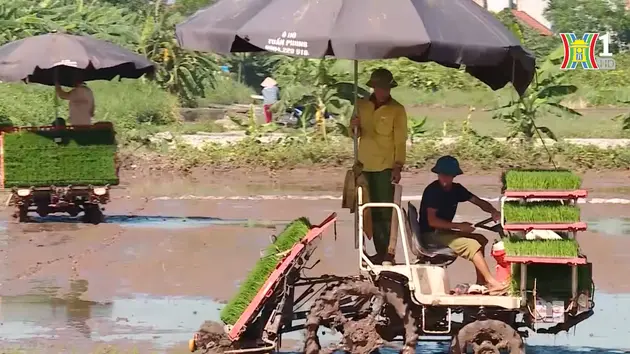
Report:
503,238,579,258
220,217,311,325
510,263,592,298
503,201,580,224
2,126,118,187
502,169,582,191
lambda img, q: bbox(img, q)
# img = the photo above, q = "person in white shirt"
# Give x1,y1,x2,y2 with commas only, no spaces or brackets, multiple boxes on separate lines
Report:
55,77,95,126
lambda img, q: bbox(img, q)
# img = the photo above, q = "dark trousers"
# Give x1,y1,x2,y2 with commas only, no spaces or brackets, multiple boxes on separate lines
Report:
364,169,393,258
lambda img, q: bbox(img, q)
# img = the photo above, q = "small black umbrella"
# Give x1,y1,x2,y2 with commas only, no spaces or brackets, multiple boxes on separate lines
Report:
0,33,155,87
175,0,535,95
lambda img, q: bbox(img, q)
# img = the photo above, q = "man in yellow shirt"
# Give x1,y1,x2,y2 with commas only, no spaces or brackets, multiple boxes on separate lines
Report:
351,68,408,264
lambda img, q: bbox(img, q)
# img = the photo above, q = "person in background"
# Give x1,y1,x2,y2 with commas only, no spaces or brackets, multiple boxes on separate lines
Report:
260,77,279,124
55,75,95,126
419,155,508,294
350,68,408,265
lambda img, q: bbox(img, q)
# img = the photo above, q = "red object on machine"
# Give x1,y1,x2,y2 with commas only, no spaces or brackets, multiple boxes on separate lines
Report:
227,213,337,341
503,222,587,232
503,190,588,199
504,255,587,265
491,242,511,283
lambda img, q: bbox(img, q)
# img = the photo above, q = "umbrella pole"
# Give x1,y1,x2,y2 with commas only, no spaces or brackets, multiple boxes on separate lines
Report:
53,67,59,120
353,60,359,250
54,90,59,120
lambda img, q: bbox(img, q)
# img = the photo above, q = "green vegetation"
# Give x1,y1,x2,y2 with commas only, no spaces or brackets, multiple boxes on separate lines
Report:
510,263,593,297
503,202,580,224
167,136,630,172
3,127,119,187
220,217,311,325
0,0,629,174
503,170,582,190
0,81,178,131
503,238,579,258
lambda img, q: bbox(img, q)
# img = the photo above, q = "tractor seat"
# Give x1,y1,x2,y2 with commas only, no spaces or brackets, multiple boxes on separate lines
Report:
405,202,457,265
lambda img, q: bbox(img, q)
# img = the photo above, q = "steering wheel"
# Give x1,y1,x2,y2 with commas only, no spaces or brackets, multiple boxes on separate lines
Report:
474,217,505,237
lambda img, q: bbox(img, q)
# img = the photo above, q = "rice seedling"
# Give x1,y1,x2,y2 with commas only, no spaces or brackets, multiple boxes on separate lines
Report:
503,238,579,258
503,201,580,223
220,217,311,325
502,169,582,191
4,127,118,187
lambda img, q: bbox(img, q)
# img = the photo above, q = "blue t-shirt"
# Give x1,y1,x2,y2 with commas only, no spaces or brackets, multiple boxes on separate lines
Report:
262,86,279,105
419,180,473,233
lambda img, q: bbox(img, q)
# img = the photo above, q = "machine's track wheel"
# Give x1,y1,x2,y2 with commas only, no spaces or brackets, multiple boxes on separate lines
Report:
450,319,525,354
304,279,417,354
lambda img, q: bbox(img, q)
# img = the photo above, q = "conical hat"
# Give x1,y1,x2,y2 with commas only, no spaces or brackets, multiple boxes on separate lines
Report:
261,77,277,87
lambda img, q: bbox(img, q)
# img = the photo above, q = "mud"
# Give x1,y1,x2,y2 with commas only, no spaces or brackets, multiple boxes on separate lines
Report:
193,321,232,353
0,166,629,352
304,279,417,354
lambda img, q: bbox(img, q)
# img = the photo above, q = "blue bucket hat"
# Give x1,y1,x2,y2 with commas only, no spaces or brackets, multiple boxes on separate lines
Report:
431,155,463,176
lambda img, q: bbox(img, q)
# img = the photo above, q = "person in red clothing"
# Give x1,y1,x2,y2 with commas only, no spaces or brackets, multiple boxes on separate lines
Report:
261,77,279,123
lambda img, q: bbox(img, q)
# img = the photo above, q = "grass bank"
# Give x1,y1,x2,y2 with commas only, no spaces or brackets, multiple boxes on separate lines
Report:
0,80,179,130
165,135,630,172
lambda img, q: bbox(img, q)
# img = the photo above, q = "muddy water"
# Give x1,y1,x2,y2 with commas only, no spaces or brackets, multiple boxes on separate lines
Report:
1,196,630,352
588,218,630,236
0,289,222,348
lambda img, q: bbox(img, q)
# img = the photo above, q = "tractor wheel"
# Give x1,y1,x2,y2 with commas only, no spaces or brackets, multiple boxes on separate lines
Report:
304,279,417,354
83,204,104,225
17,205,28,223
189,321,232,353
450,319,525,354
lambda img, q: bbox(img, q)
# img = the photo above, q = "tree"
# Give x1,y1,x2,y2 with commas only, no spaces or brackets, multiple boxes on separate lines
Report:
136,0,217,105
544,0,630,50
173,0,215,16
494,9,559,58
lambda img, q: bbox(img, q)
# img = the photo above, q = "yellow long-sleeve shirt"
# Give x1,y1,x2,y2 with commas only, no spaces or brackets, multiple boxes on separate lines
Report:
356,96,408,172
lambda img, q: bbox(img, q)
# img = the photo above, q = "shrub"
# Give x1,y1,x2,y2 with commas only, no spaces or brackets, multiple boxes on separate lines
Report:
198,77,256,106
167,136,630,171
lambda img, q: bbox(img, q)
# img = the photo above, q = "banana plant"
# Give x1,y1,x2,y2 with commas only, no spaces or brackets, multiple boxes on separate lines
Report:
408,116,427,144
491,46,581,142
137,0,217,104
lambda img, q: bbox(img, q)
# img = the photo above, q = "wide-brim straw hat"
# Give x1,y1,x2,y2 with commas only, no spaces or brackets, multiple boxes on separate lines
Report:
261,77,277,87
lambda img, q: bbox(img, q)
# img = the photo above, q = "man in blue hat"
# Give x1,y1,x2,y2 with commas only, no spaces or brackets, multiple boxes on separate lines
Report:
418,155,507,293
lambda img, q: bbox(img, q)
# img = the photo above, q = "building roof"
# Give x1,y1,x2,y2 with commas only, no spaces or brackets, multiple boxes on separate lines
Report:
511,9,553,36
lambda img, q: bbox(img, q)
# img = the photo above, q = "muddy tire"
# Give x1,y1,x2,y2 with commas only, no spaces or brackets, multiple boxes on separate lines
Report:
450,319,525,354
17,205,28,222
83,204,104,225
304,279,417,354
190,320,232,353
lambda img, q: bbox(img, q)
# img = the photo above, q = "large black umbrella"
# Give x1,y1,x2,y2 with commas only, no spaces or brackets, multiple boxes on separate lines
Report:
0,33,155,87
175,0,537,249
175,0,535,95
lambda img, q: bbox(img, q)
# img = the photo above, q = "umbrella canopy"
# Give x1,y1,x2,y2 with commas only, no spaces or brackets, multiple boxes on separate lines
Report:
176,0,535,95
0,33,155,87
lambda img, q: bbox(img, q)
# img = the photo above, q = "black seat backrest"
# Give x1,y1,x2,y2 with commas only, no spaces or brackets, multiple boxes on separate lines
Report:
406,202,427,257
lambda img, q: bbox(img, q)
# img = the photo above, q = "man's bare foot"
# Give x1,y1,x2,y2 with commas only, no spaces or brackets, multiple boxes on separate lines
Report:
486,281,509,295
